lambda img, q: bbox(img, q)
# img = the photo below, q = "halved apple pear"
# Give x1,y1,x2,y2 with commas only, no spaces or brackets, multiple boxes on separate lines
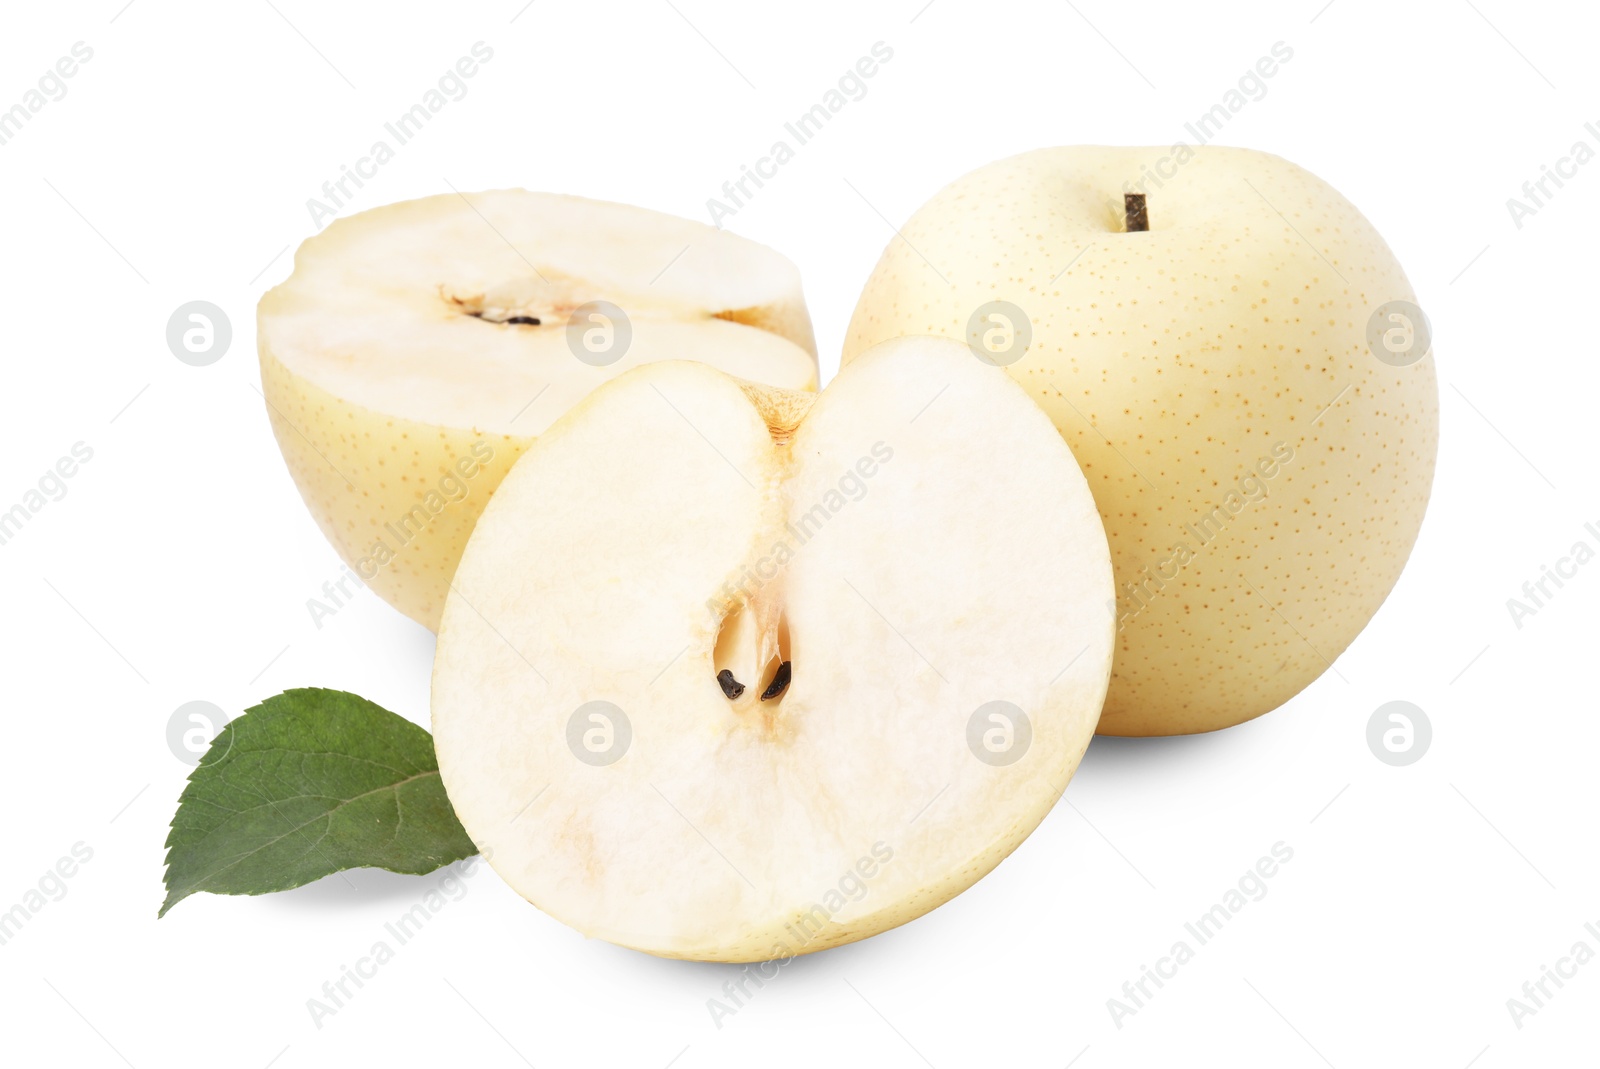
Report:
259,191,817,628
431,337,1114,961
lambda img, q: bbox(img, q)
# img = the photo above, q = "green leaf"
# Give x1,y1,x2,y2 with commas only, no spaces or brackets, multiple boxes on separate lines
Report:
160,688,477,917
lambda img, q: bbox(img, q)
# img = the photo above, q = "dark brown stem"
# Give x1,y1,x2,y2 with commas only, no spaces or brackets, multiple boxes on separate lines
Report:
1125,193,1149,232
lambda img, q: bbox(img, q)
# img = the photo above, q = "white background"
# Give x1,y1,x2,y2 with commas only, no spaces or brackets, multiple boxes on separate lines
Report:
1,0,1595,1065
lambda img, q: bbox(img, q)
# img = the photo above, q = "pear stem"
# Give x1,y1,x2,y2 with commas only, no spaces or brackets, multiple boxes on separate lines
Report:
1125,193,1149,232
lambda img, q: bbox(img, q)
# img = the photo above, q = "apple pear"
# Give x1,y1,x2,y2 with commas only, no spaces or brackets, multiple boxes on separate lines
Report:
259,191,818,629
432,337,1114,960
845,146,1439,735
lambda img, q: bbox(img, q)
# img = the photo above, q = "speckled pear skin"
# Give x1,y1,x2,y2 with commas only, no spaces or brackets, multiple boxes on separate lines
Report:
259,341,527,630
844,146,1439,735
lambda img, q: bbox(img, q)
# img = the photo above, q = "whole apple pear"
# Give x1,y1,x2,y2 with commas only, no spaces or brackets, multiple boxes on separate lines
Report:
844,146,1438,735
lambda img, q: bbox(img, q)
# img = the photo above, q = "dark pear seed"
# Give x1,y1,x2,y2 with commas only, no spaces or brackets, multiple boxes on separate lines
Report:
717,669,745,700
759,661,792,702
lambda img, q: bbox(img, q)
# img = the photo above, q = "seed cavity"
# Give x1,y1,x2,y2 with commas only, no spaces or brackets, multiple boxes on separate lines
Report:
717,669,745,700
759,661,792,702
464,311,542,325
447,294,543,326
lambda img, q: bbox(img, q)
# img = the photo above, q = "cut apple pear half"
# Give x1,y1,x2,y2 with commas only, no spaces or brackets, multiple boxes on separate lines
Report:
432,337,1115,961
259,191,818,629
